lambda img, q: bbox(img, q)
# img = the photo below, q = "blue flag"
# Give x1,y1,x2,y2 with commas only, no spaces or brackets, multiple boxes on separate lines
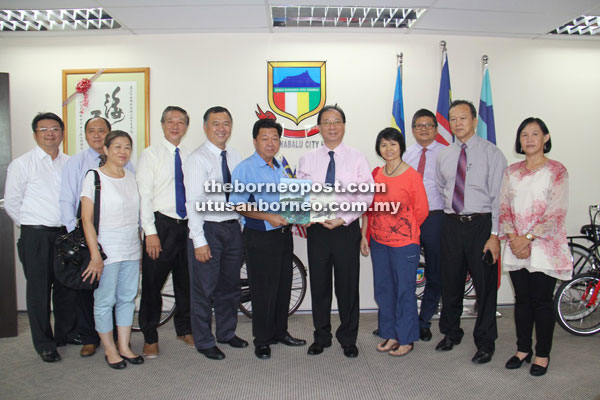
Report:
391,65,405,137
477,65,496,144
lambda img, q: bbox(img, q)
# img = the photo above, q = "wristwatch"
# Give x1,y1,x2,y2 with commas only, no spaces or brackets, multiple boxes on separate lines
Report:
525,233,534,241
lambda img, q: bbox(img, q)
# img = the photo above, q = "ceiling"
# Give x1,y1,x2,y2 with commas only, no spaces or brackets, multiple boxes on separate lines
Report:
1,0,599,39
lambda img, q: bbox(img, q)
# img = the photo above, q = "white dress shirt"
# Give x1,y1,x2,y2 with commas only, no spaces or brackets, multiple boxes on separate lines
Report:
5,145,69,227
136,138,189,236
185,141,242,249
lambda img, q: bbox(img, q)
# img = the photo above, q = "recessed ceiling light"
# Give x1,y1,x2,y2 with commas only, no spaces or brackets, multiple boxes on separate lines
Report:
549,15,599,36
271,6,425,29
0,8,121,32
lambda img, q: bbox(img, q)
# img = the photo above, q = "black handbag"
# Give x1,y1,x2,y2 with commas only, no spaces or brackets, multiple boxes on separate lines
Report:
55,170,106,290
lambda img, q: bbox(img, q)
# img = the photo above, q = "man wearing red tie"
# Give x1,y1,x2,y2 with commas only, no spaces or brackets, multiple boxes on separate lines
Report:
402,109,445,343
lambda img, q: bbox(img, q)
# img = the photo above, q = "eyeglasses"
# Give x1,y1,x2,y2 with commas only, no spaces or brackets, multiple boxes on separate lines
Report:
36,127,62,133
321,120,343,127
414,123,435,130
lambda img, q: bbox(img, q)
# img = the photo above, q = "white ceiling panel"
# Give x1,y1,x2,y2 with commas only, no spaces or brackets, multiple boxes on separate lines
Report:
0,1,100,9
110,5,269,30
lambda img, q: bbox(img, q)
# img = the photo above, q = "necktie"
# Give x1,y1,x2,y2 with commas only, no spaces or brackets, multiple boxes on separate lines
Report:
417,148,427,177
325,151,335,185
221,150,231,202
174,148,186,219
98,155,105,167
452,144,467,214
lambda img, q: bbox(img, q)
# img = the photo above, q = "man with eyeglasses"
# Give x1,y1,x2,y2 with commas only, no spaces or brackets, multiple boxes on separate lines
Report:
5,112,76,362
297,105,374,358
136,106,193,359
59,116,134,358
402,109,446,343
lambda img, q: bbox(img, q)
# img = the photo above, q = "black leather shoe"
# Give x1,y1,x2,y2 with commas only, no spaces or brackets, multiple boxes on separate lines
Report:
56,336,83,347
254,345,271,359
40,350,61,363
472,349,494,364
505,352,532,369
198,346,225,360
530,357,550,376
342,344,359,358
372,329,379,336
420,327,432,342
105,356,126,369
120,354,144,365
307,342,331,355
275,335,307,347
435,336,461,351
217,336,249,348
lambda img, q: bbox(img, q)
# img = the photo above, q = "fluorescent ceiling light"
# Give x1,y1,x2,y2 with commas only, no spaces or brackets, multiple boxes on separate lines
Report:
549,15,599,36
272,6,425,28
0,8,121,32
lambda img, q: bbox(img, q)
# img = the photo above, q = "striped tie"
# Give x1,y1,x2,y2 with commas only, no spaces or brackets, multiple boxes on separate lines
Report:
417,148,427,177
452,144,467,213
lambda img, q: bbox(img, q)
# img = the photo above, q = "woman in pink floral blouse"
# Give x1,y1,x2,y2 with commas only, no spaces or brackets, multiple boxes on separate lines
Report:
499,117,572,377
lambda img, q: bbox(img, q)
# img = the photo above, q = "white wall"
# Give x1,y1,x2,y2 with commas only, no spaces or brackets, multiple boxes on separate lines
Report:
2,32,599,311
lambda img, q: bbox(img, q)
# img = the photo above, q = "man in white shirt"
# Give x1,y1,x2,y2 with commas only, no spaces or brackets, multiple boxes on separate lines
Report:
5,112,76,362
184,106,247,360
136,106,193,359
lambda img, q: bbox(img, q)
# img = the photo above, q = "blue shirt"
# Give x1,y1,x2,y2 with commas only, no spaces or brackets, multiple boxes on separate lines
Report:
230,152,287,231
59,148,134,232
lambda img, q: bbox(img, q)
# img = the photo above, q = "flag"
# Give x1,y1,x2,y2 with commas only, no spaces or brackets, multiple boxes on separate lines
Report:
280,155,307,239
391,64,405,137
476,64,501,287
435,50,452,146
476,65,496,144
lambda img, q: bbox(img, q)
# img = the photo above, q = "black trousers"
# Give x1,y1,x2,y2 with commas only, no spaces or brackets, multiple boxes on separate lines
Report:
243,227,293,347
139,212,191,343
418,211,444,329
439,214,498,352
76,290,100,345
17,226,77,354
509,269,556,357
187,221,243,350
307,220,361,347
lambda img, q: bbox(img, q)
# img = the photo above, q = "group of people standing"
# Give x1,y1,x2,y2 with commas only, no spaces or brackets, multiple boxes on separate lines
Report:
5,99,571,376
359,100,571,377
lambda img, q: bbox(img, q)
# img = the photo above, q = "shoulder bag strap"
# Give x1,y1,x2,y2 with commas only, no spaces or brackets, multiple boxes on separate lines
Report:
92,170,101,233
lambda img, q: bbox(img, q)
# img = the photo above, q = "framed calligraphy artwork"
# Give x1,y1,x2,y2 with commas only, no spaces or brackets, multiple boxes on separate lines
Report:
62,68,150,158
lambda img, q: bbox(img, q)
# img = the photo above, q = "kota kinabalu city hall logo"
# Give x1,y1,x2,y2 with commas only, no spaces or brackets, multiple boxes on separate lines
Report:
256,61,326,138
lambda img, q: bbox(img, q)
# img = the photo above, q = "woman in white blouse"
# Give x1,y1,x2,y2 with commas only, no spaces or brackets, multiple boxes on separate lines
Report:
499,117,572,377
81,130,143,370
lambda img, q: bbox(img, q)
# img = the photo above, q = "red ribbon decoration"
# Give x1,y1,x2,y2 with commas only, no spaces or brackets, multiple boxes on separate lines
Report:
75,78,92,114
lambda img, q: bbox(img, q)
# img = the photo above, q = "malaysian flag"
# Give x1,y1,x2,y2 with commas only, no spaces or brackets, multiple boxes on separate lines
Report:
435,48,453,146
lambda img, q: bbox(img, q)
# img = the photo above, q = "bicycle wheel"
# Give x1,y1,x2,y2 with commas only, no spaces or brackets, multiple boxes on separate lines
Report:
554,272,600,336
568,242,597,275
415,247,426,300
464,273,476,299
239,254,307,318
132,271,176,332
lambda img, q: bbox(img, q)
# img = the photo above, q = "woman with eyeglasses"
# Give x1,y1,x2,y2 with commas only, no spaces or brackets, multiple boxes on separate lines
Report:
499,117,572,376
80,130,143,370
360,127,428,357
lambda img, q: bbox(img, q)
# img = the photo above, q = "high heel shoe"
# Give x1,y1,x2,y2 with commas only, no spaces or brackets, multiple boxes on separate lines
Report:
530,356,550,376
505,352,533,369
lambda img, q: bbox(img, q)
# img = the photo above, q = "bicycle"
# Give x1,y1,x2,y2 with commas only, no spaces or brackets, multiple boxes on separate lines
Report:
554,205,600,336
132,254,308,331
416,247,475,300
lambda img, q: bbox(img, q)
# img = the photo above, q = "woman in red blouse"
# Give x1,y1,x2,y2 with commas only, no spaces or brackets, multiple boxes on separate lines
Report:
361,127,428,356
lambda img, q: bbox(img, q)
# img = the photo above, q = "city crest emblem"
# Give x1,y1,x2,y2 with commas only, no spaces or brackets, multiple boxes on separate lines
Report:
267,61,326,125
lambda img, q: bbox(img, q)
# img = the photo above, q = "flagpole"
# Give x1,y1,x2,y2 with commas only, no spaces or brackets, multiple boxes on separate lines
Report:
440,40,447,69
481,54,488,75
